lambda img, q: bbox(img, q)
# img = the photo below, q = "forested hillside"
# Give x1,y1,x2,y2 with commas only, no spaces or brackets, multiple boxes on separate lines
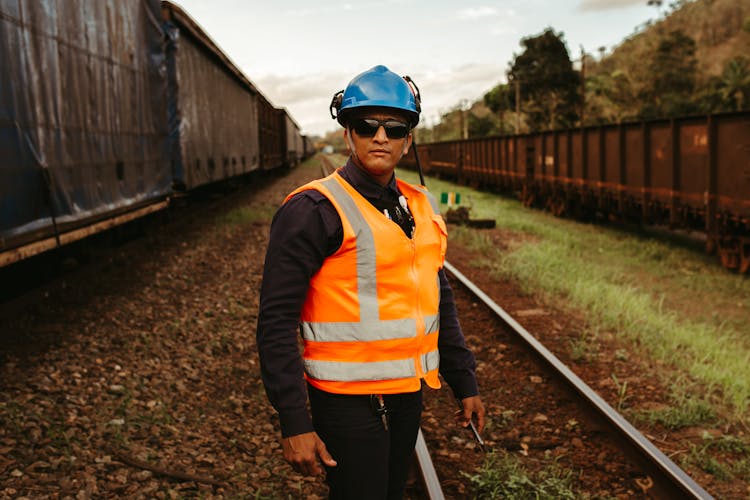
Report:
612,0,750,77
586,0,750,123
416,0,750,141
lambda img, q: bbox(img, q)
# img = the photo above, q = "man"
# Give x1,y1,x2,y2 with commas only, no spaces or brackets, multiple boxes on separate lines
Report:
257,65,484,499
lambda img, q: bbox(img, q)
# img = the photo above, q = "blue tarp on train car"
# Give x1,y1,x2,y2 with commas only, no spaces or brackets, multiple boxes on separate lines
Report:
0,0,171,251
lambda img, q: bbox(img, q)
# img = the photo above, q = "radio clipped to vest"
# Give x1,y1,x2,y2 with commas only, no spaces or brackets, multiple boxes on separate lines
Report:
372,194,414,238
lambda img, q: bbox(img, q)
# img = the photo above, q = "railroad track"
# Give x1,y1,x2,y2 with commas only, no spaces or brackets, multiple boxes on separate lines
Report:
409,260,714,498
319,154,338,177
269,145,716,494
316,155,712,498
439,261,712,499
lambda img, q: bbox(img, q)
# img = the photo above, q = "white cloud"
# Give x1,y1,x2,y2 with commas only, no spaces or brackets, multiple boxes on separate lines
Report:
491,25,516,36
578,0,646,10
457,6,499,20
412,62,504,124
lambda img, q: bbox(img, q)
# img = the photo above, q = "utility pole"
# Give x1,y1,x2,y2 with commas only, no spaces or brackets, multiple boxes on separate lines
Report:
580,45,586,127
514,79,521,134
460,99,469,139
498,99,504,135
457,103,464,140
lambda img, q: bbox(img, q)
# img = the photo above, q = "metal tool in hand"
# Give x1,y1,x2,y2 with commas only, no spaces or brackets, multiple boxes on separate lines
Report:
467,419,485,450
456,399,484,451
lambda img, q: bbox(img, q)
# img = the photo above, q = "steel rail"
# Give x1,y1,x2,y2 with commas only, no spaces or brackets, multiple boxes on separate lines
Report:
444,260,713,499
319,154,336,177
414,429,446,500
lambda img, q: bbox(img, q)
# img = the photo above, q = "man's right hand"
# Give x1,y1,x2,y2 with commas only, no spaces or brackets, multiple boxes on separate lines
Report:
281,431,337,476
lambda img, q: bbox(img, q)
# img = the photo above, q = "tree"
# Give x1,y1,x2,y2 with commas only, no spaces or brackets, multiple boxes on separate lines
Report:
640,29,698,118
694,75,726,113
647,0,665,20
483,83,514,134
483,84,511,113
506,28,581,132
467,114,495,138
720,56,750,110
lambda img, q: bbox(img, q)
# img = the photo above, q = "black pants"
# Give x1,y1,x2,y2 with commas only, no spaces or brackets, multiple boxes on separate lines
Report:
308,384,423,500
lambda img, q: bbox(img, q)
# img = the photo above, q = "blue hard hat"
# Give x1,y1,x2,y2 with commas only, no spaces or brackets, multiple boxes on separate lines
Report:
330,65,421,127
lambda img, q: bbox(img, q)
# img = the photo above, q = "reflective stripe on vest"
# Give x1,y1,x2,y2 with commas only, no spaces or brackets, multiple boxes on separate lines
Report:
421,349,440,374
304,349,440,382
301,312,439,342
413,184,441,215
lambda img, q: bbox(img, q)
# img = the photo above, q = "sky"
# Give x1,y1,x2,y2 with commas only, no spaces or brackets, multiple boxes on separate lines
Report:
172,0,660,137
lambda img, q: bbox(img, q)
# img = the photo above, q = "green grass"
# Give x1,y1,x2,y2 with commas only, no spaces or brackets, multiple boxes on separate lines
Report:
464,451,577,499
631,393,716,429
396,168,750,420
680,434,750,482
215,204,276,226
733,456,750,482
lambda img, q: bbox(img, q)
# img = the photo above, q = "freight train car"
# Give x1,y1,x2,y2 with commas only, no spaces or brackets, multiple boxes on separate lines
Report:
282,110,304,167
162,1,262,190
0,0,171,267
302,135,315,160
258,97,285,170
1,0,307,268
402,112,750,273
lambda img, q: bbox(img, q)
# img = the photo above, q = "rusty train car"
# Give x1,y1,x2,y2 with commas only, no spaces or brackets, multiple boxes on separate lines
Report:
161,1,307,181
0,0,309,268
163,1,263,189
402,112,750,273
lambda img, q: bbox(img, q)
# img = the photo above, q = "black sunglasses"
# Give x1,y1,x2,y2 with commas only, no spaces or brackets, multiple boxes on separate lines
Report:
350,118,410,139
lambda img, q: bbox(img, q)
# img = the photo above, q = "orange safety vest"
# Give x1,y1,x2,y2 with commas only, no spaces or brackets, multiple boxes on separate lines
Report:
284,171,448,395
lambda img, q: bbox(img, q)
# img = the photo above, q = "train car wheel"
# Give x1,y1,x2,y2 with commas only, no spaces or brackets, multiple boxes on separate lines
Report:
740,240,750,274
546,197,558,216
705,238,717,255
522,194,534,208
552,199,566,217
718,238,740,270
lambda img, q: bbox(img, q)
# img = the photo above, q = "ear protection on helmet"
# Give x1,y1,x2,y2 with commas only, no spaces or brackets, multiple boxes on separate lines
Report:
329,90,344,120
403,76,421,114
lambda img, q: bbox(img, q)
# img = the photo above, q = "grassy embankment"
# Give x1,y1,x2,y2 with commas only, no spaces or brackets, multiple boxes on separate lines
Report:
396,168,750,426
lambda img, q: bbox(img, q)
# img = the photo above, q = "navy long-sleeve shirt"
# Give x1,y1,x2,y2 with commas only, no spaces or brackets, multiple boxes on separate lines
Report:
256,158,478,437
